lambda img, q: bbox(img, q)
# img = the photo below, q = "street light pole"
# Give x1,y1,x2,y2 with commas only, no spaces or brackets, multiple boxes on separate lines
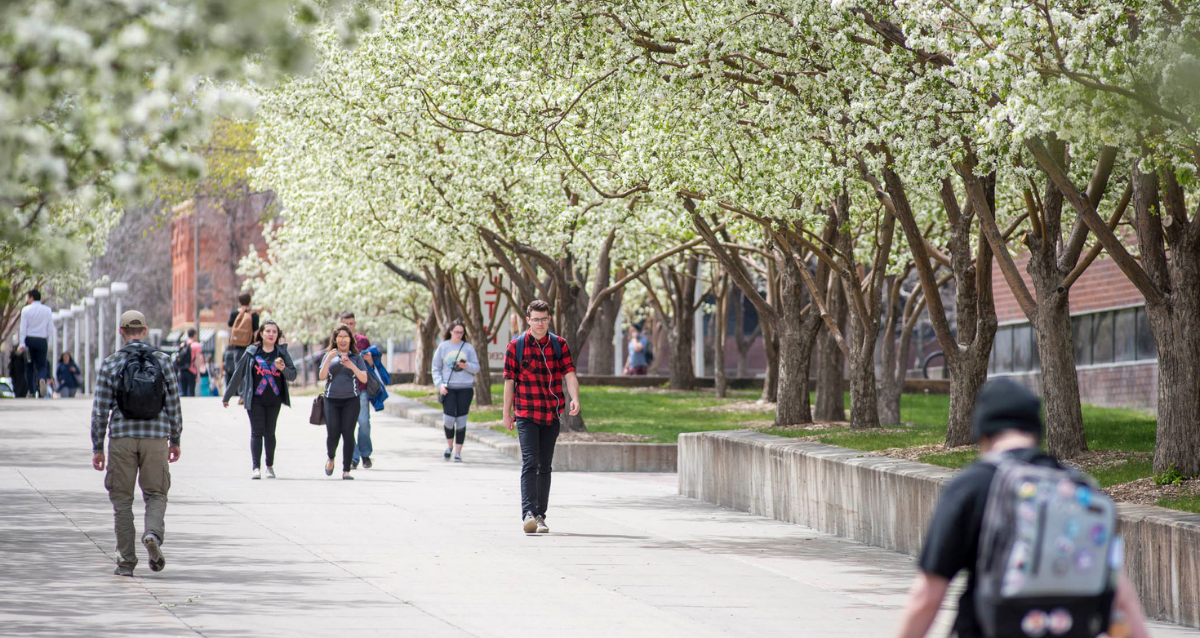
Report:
71,304,83,374
50,312,60,373
82,297,94,394
93,286,110,373
110,282,129,351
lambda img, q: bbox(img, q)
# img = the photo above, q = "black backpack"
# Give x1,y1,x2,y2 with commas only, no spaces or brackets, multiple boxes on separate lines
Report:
117,345,168,420
513,331,564,369
174,340,192,371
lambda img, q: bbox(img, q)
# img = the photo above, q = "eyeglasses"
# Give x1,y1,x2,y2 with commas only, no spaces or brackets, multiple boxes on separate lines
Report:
528,317,551,324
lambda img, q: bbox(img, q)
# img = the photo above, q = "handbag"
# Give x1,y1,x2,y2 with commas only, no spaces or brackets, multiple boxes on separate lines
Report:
309,394,326,425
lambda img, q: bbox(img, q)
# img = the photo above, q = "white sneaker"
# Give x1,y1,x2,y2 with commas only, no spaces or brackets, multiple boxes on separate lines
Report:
535,515,549,534
251,468,261,480
37,379,48,397
265,467,276,479
522,513,537,534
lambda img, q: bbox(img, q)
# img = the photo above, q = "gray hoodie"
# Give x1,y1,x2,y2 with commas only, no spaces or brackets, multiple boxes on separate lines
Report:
431,340,480,389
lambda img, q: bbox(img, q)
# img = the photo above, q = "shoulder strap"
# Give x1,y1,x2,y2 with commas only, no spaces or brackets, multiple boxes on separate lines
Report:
548,332,563,362
514,332,526,368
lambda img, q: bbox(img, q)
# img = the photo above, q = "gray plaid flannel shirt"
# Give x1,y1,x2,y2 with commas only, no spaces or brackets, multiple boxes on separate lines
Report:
90,341,183,453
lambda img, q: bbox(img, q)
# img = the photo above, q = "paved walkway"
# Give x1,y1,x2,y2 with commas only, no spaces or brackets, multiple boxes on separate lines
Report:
1,397,1195,637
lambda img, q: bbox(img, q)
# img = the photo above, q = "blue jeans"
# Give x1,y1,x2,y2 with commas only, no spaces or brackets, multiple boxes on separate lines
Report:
516,417,560,517
352,392,372,463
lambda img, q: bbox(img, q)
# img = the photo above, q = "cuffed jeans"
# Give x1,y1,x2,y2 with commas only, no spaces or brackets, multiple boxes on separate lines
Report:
352,391,372,464
516,417,560,517
105,437,170,569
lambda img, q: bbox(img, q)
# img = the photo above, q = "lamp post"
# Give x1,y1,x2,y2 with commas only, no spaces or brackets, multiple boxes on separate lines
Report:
70,304,83,374
110,282,129,352
82,297,95,394
50,312,60,373
93,286,111,374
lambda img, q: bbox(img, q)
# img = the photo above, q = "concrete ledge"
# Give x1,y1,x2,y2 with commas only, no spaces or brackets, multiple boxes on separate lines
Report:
678,429,1200,628
383,398,676,472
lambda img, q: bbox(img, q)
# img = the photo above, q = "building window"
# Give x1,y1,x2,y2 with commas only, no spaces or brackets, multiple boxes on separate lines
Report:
1012,324,1033,372
1092,312,1114,364
994,327,1013,373
1136,307,1157,360
1114,308,1137,362
1072,314,1092,366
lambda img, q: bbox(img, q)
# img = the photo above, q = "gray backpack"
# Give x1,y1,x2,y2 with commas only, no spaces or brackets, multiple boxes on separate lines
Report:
975,453,1120,638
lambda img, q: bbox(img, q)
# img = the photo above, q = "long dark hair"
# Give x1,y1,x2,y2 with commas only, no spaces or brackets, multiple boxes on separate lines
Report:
60,352,73,365
254,320,284,348
443,319,467,341
327,324,360,354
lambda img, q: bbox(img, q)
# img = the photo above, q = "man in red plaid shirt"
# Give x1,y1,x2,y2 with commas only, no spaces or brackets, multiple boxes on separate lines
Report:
503,299,581,534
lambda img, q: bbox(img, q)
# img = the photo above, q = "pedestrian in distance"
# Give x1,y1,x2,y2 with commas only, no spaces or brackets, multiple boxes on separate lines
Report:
622,323,651,376
17,288,55,398
222,320,297,479
339,311,376,470
175,329,205,397
893,379,1150,638
225,292,259,387
502,299,581,534
432,319,480,462
90,311,182,577
318,324,368,480
56,352,81,398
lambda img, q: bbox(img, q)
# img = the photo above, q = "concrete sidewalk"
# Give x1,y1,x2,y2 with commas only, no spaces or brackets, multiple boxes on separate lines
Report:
0,397,1194,637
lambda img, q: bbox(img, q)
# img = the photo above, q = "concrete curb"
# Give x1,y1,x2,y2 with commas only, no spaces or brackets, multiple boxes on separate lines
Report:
678,429,1200,628
383,397,677,472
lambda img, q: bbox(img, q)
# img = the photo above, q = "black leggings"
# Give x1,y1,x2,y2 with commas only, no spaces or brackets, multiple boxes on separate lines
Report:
325,396,358,472
249,399,281,469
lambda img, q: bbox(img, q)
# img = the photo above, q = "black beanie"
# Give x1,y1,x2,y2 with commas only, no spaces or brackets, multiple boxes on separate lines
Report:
971,378,1044,442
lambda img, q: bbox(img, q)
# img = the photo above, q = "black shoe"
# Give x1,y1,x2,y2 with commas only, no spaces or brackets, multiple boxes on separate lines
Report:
444,447,452,460
142,534,165,572
325,460,334,476
114,565,134,577
362,456,372,469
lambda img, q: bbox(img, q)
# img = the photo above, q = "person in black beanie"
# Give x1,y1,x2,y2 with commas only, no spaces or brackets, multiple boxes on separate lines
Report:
892,379,1151,638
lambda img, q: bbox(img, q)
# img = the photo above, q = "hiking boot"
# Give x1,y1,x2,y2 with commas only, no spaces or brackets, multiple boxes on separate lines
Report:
522,513,537,534
535,516,549,534
444,447,452,460
265,467,276,479
362,456,372,469
251,467,261,480
142,534,165,572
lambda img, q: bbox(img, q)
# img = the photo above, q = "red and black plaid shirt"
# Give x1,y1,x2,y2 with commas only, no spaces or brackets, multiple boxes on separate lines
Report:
503,331,575,426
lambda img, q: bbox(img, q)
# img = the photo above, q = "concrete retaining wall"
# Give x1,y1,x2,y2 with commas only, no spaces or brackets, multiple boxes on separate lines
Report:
678,429,1200,628
383,398,676,472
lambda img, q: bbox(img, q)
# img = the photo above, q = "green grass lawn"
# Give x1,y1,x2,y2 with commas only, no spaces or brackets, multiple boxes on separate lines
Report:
1156,495,1200,514
410,384,770,442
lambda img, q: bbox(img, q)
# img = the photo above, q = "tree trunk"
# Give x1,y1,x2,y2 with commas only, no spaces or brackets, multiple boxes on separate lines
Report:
588,287,622,375
878,276,903,426
668,308,696,390
1033,292,1086,457
734,290,752,378
760,321,778,402
946,349,990,446
774,257,820,424
815,281,847,421
845,284,882,430
714,279,728,398
415,310,439,386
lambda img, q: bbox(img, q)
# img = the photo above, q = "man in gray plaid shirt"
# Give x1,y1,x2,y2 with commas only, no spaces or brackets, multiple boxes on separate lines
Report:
91,310,183,576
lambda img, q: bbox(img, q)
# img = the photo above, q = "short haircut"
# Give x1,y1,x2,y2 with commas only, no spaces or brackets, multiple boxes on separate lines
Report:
121,327,148,338
526,300,551,316
187,328,197,338
238,292,252,306
339,311,356,320
28,289,41,301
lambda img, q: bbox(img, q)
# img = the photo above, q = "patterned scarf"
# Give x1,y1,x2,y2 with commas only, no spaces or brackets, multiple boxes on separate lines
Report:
254,354,281,396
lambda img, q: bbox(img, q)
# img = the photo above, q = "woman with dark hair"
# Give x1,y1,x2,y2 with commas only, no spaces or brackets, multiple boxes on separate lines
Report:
56,352,81,398
431,320,479,462
223,320,297,479
319,324,368,479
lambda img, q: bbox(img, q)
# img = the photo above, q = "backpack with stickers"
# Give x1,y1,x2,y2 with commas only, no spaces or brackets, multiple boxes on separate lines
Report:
975,452,1121,638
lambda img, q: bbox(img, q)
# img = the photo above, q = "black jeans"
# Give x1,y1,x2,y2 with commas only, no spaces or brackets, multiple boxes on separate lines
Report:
179,370,197,397
516,417,560,517
325,396,358,472
249,399,282,468
24,337,48,396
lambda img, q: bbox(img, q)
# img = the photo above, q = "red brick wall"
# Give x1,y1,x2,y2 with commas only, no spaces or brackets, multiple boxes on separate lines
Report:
992,253,1146,323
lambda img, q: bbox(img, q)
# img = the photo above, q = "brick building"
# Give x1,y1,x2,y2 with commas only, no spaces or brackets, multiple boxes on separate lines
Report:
169,195,274,368
988,255,1157,410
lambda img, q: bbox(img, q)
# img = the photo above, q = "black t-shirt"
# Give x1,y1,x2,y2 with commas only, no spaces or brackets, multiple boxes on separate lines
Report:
228,310,260,335
917,447,1060,638
250,349,283,407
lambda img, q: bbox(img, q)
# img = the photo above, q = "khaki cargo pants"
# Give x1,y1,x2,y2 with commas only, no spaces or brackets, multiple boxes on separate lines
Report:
105,437,171,569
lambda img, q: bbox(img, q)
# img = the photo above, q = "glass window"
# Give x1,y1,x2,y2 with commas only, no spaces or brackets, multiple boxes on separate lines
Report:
1114,308,1137,362
1092,312,1114,364
1072,314,1092,366
995,326,1013,373
1136,307,1157,361
1012,324,1033,372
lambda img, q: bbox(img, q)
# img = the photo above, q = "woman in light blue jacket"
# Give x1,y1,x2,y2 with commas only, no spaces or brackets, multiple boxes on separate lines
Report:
431,320,479,462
